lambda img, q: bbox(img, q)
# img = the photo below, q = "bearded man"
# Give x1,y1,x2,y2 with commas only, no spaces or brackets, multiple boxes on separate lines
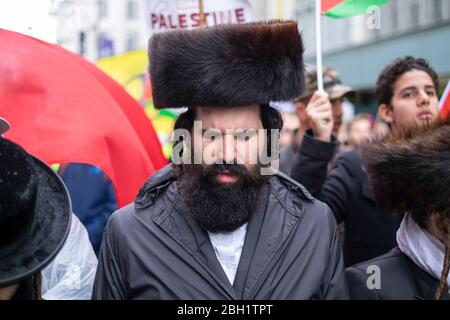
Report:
92,20,347,300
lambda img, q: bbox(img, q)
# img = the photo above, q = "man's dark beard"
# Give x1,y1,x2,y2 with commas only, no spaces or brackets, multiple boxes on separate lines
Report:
176,163,268,233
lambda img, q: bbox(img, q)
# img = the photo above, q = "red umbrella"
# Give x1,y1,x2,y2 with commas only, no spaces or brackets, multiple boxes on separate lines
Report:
0,29,167,207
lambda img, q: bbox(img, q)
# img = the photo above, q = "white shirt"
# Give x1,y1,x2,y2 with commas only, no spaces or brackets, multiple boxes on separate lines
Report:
397,212,450,291
208,223,248,285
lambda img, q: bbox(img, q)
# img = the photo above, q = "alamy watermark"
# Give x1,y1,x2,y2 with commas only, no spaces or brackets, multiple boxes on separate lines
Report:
366,265,381,290
366,5,382,30
170,120,280,175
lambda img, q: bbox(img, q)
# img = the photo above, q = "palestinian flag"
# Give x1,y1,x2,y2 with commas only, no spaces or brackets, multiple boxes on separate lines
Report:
440,79,450,120
322,0,390,18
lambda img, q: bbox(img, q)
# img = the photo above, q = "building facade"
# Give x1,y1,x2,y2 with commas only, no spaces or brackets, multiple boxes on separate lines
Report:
251,0,450,112
52,0,148,61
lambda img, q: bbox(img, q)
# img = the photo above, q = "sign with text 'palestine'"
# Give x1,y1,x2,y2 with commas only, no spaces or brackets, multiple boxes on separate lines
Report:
145,0,253,33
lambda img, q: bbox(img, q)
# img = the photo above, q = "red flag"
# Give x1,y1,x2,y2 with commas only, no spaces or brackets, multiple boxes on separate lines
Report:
0,29,167,207
321,0,390,18
440,79,450,120
322,0,343,13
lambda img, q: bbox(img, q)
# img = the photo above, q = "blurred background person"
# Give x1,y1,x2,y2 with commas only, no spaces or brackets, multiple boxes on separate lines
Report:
279,67,354,175
346,113,374,149
290,56,440,267
271,101,300,147
280,111,300,147
58,163,117,256
372,120,389,138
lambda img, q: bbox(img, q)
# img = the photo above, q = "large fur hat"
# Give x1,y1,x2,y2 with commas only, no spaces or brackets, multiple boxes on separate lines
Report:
149,20,304,109
361,118,450,227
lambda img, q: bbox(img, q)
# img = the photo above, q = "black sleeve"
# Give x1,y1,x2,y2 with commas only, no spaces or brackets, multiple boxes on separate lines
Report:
290,130,338,194
290,131,357,224
346,267,380,300
91,214,127,300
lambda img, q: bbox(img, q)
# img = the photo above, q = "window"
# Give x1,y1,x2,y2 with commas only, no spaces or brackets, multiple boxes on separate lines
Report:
411,0,420,27
126,32,138,51
432,0,443,22
98,33,115,58
126,0,138,20
98,0,108,19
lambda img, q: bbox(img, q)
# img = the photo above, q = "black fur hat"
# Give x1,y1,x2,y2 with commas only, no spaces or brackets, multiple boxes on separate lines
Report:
361,118,450,228
149,20,304,109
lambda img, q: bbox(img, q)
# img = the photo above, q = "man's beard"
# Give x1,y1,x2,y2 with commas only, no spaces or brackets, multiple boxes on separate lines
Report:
176,163,268,233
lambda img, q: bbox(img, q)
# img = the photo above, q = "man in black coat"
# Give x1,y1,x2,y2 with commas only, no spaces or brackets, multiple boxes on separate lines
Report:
92,21,348,300
347,117,450,300
290,56,440,267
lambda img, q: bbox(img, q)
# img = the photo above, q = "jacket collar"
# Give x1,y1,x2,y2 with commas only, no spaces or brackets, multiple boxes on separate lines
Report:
135,165,174,210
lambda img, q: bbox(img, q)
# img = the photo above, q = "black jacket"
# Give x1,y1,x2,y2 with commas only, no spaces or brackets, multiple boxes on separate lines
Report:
290,132,401,267
346,247,450,300
92,165,348,300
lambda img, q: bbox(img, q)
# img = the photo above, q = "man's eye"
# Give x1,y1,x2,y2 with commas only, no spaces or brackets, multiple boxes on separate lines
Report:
203,134,219,142
427,91,435,97
236,134,248,141
402,92,413,98
236,132,254,141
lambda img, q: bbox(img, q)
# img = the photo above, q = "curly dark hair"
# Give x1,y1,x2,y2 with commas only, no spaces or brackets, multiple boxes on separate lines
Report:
375,56,439,107
172,104,283,159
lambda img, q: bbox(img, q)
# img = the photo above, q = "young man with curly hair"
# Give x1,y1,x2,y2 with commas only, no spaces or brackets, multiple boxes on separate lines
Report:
290,57,441,267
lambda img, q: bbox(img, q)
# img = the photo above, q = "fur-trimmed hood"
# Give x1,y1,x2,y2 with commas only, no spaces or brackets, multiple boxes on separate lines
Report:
148,20,304,109
361,118,450,224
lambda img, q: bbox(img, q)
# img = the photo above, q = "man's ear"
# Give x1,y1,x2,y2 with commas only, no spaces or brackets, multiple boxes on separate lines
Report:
295,101,304,111
295,102,307,119
378,104,393,125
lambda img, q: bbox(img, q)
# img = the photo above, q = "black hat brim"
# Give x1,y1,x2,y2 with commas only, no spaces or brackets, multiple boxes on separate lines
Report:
0,117,10,134
0,155,71,288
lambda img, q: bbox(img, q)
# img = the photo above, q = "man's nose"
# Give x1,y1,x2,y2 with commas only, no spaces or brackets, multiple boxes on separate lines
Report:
417,89,430,107
221,134,236,164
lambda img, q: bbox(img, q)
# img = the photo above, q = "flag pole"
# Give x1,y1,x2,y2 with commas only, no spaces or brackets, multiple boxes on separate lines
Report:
315,0,324,91
199,0,205,27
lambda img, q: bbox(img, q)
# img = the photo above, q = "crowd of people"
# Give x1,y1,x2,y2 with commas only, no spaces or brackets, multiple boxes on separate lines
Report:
1,20,449,300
